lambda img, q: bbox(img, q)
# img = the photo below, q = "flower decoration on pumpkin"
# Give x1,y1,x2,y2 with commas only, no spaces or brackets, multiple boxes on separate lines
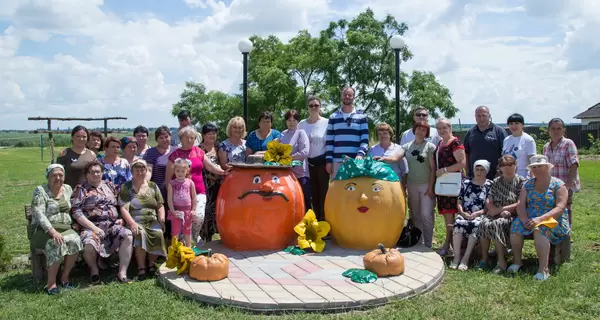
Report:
166,236,196,275
263,140,293,166
335,155,400,182
293,209,331,253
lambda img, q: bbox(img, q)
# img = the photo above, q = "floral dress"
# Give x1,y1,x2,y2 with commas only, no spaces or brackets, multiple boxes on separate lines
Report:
118,181,166,256
219,139,247,164
199,144,222,242
71,181,133,257
99,157,132,191
30,184,83,266
453,179,492,236
511,177,571,244
435,137,465,214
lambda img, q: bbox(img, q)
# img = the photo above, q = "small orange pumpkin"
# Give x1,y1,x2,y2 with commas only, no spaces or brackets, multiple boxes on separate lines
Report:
189,249,230,282
216,165,305,251
363,243,405,277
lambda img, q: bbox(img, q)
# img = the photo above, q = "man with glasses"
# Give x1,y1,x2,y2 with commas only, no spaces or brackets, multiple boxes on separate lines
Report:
400,107,441,145
171,110,200,147
463,105,507,179
325,86,369,179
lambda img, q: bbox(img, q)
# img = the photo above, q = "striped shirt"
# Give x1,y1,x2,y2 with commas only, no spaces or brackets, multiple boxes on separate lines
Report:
325,107,369,163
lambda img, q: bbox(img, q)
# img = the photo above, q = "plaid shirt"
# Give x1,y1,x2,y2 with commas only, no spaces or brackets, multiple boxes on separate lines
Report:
543,137,580,192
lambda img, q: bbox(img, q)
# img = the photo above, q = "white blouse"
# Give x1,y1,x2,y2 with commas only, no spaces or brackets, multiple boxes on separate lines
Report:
298,117,329,158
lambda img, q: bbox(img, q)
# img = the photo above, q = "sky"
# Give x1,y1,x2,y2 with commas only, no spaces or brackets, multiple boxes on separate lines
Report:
1,0,600,130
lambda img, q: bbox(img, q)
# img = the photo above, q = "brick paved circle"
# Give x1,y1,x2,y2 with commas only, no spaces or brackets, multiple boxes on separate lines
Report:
158,241,445,312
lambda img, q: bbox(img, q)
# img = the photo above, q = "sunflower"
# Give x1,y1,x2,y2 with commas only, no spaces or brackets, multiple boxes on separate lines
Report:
293,210,331,253
165,237,196,275
264,140,293,165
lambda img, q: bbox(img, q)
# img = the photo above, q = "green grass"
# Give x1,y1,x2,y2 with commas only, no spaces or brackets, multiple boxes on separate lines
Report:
1,148,599,319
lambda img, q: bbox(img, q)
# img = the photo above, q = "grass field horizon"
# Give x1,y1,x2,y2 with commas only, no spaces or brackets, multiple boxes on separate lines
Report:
1,147,599,319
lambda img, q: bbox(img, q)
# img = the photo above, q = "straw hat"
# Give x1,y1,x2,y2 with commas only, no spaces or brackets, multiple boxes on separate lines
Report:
526,155,554,170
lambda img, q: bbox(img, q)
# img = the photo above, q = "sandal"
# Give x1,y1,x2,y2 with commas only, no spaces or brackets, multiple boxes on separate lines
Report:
137,268,147,281
117,276,133,284
45,286,61,295
60,281,76,290
449,261,459,270
507,264,522,274
491,265,506,274
148,265,157,275
475,261,489,270
90,274,100,285
458,263,468,271
533,272,550,281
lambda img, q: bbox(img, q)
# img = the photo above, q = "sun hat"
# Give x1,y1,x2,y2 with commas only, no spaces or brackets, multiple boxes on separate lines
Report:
473,159,491,173
526,155,554,170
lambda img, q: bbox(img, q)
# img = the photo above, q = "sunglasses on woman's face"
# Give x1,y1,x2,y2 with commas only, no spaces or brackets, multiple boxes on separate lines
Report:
309,104,320,108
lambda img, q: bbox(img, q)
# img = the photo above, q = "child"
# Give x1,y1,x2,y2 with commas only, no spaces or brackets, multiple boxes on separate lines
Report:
167,158,197,247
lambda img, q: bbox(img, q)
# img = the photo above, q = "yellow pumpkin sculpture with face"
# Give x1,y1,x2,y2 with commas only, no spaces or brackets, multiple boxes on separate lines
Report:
325,156,406,250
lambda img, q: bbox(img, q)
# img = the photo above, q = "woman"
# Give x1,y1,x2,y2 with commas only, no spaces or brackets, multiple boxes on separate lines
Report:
451,160,492,270
246,111,281,154
199,123,222,242
71,161,133,284
379,121,436,248
87,131,104,157
369,122,408,186
99,136,132,191
298,96,329,220
435,118,466,256
543,118,579,225
166,126,228,245
120,136,138,164
134,125,151,158
478,155,526,273
119,159,166,279
502,113,536,177
509,155,570,280
30,164,83,294
57,125,97,189
279,110,310,210
219,117,248,167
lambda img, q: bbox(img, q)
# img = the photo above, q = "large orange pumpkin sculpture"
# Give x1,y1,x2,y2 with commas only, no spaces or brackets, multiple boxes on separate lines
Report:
325,156,406,250
216,163,305,251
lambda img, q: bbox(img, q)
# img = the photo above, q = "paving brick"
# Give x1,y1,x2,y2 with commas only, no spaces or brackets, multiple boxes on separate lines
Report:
300,279,327,286
328,259,362,269
252,278,279,285
295,261,322,273
275,278,302,285
234,283,262,291
230,277,255,285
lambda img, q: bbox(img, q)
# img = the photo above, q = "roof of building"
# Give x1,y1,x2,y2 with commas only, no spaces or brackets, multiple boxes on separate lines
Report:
574,102,600,119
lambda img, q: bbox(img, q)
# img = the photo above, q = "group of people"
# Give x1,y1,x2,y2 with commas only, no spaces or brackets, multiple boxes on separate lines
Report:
28,87,579,295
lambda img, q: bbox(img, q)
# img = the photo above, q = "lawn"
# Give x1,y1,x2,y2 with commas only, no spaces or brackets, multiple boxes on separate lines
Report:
1,147,599,320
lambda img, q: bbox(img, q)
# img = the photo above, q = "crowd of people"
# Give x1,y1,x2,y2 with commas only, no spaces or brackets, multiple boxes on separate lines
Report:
28,86,579,295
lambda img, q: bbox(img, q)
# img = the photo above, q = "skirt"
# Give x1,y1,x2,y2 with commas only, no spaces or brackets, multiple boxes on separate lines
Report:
30,223,83,267
478,216,512,247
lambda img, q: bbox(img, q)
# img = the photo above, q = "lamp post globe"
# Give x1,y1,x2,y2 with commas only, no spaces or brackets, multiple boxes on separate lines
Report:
238,39,253,53
390,35,405,50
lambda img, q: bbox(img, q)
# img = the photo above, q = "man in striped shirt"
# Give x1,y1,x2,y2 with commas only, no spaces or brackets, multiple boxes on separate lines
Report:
325,86,370,179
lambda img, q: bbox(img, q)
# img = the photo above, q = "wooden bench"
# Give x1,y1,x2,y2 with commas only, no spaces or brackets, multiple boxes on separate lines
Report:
24,205,46,282
524,232,571,265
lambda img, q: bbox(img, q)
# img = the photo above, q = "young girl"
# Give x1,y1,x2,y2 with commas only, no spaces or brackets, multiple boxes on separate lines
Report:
167,158,197,246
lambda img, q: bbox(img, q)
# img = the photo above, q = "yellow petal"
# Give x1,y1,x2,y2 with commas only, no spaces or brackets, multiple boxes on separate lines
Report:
264,151,276,162
298,238,311,249
311,239,326,253
316,221,331,237
293,222,307,236
304,210,317,222
281,143,292,155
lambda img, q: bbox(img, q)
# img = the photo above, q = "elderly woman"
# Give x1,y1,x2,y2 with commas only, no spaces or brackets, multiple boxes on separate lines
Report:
199,123,222,242
120,136,139,164
246,111,281,155
478,155,526,272
57,125,97,189
369,122,408,187
450,160,492,270
378,121,436,248
502,113,536,177
118,159,166,279
279,110,310,210
219,116,248,167
166,125,228,245
435,118,467,256
99,136,132,191
509,155,570,280
29,164,83,294
71,161,133,284
87,131,104,157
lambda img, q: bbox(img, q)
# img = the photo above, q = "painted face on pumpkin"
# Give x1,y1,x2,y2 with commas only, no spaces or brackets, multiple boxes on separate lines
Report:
238,173,289,202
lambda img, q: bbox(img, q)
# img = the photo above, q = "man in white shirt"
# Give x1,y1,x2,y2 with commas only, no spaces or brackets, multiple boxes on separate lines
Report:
400,107,441,146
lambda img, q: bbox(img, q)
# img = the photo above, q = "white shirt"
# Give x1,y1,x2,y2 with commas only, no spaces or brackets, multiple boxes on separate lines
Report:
369,143,408,178
502,132,536,177
400,127,441,146
298,117,329,158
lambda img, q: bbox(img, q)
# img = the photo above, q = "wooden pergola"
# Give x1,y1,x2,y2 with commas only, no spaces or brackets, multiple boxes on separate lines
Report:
27,116,127,163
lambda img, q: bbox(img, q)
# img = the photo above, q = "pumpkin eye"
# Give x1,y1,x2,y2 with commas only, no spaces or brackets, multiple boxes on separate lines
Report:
344,183,356,191
271,176,280,184
252,175,261,184
372,183,383,192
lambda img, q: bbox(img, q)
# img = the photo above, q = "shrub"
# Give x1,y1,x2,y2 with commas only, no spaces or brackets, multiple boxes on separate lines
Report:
0,232,11,272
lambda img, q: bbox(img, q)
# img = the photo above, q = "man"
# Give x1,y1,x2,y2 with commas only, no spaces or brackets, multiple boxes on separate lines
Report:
400,107,441,146
170,110,200,147
463,105,507,180
325,86,369,179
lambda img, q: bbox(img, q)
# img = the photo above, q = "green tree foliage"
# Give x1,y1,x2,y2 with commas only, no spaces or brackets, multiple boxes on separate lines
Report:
171,8,457,134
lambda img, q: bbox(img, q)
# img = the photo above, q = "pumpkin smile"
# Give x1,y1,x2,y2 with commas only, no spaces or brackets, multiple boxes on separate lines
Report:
238,190,290,202
357,206,369,213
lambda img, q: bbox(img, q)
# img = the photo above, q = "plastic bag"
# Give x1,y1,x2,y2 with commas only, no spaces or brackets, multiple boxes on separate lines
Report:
342,268,378,283
192,247,212,256
283,246,306,255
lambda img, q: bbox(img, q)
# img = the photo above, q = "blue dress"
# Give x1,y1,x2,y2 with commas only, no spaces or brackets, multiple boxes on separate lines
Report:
511,177,570,244
246,129,281,153
99,157,132,191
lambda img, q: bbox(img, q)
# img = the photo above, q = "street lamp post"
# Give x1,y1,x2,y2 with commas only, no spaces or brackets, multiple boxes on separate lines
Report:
390,35,405,144
238,39,253,125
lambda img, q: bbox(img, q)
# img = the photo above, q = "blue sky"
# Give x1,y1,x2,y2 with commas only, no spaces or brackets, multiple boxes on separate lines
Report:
1,0,599,130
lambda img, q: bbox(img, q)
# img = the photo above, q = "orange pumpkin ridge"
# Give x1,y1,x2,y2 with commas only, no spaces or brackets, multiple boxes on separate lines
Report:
189,249,230,282
363,243,405,277
216,166,305,251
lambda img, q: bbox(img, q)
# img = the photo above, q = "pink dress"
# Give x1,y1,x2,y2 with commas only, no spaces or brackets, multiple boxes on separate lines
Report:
168,146,206,195
168,178,194,236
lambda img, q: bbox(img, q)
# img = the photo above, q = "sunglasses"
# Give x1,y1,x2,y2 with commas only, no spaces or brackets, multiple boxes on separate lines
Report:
415,113,428,118
309,104,320,108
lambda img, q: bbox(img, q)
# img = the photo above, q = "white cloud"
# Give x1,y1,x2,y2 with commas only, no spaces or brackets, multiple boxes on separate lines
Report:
0,0,599,130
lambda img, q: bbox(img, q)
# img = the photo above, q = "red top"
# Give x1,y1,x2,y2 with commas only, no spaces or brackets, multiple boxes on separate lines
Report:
168,146,206,195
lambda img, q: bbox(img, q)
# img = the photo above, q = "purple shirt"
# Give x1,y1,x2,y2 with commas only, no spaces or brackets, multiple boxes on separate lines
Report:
279,129,309,178
143,146,173,197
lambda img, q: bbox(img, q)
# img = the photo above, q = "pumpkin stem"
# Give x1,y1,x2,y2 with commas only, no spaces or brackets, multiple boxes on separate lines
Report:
378,243,386,254
207,249,212,257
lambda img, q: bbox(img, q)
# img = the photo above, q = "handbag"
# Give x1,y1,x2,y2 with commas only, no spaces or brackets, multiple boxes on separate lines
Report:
434,140,462,197
397,218,422,248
